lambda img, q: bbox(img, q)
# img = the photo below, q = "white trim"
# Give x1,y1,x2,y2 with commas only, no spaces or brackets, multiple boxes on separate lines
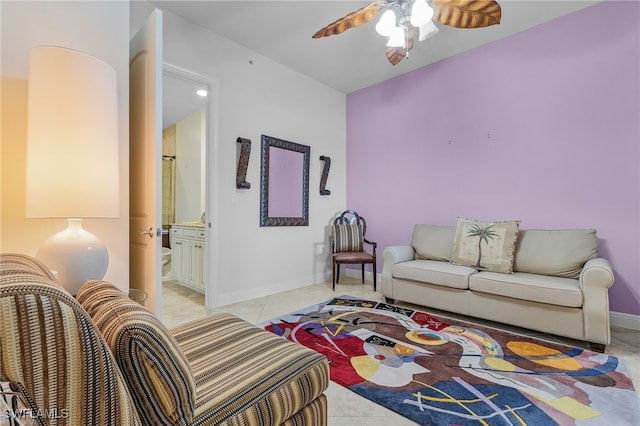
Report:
610,311,640,331
162,62,220,311
343,267,380,285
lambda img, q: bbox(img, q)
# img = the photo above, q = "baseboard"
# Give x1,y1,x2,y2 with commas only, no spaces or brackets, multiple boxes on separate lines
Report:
610,311,640,331
343,268,380,284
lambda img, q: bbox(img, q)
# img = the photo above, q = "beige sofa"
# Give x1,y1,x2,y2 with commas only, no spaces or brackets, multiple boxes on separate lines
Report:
0,254,329,425
381,225,615,352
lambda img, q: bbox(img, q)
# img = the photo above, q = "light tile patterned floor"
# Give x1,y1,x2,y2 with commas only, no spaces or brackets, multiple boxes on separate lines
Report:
162,277,640,425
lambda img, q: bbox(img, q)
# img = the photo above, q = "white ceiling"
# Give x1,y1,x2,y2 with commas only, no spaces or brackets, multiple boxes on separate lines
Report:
163,72,209,128
150,0,602,94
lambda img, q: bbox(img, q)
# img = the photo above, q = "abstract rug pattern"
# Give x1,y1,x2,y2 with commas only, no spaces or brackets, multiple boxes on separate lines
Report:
260,296,639,425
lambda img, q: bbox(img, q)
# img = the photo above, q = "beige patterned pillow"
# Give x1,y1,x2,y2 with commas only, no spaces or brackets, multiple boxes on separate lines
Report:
333,223,364,252
450,217,520,273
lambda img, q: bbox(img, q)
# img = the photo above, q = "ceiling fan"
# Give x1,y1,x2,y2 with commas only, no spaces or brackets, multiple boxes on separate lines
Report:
312,0,501,65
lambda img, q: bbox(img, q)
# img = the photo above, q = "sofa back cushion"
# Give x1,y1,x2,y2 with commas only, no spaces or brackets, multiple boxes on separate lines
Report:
0,254,142,426
513,229,599,278
77,280,196,426
411,224,456,261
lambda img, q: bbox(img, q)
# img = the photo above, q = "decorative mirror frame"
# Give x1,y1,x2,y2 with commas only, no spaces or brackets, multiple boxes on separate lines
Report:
260,134,310,226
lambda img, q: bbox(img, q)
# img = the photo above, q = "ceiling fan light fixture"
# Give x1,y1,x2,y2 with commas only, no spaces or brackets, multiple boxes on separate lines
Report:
311,0,502,66
418,20,439,41
387,26,406,47
410,0,433,27
375,9,397,36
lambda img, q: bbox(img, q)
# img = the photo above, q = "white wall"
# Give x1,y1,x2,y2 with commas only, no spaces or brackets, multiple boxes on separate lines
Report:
132,3,348,307
175,109,205,223
1,1,130,290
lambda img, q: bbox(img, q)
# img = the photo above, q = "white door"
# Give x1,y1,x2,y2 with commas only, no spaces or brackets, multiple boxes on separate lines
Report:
129,9,163,314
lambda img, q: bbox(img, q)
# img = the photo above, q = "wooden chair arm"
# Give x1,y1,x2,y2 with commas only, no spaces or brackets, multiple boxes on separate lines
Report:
364,239,377,255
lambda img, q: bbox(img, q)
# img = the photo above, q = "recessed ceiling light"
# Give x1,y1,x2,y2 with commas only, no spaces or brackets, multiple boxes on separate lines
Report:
196,89,208,97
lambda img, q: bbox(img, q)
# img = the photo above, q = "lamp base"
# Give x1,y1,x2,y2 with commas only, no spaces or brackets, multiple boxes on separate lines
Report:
36,218,108,295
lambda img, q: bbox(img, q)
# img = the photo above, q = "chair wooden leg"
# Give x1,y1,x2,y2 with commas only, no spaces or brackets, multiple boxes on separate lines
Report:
332,260,336,291
361,265,365,283
336,263,340,284
373,261,377,292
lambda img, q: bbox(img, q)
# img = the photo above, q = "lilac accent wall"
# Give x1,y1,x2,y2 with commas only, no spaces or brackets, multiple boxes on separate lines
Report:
346,1,640,315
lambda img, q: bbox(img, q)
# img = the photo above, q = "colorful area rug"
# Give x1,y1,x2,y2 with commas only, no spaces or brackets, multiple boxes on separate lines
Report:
259,296,639,425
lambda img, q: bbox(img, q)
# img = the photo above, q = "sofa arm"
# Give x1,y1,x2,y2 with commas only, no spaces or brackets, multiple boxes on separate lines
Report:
579,257,615,346
381,245,415,299
580,258,615,290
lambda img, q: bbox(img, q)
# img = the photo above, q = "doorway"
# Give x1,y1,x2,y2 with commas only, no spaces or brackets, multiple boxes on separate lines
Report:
161,66,210,309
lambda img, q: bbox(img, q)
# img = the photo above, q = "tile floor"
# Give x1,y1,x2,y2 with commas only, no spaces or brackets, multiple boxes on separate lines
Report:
162,277,640,425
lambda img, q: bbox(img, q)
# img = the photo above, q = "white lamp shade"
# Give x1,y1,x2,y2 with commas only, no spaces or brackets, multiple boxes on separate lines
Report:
419,20,440,41
26,46,119,218
375,10,397,36
410,0,434,27
387,27,406,47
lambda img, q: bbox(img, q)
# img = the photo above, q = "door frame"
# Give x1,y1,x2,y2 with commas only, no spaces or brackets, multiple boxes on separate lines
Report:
163,62,219,309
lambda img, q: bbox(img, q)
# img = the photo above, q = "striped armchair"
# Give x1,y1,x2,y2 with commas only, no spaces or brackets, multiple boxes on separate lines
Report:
0,254,142,425
1,254,329,425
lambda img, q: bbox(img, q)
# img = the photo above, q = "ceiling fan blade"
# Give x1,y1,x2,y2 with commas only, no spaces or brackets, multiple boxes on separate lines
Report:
432,0,501,29
385,47,406,65
312,1,387,38
384,28,416,65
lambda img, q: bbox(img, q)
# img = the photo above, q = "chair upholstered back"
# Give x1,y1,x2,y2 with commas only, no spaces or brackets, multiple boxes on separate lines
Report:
0,254,142,425
333,210,369,253
333,223,364,253
334,209,367,235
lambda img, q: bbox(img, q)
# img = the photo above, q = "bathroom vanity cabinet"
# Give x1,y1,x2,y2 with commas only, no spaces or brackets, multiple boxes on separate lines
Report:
170,223,205,293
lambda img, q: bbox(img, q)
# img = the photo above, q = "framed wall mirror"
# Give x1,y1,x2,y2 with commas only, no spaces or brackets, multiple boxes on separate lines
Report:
260,135,310,226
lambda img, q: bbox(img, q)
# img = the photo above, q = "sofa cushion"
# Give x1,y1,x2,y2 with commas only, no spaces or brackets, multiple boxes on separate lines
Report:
469,271,583,308
451,218,520,273
0,253,59,283
78,281,196,426
513,229,598,278
76,279,129,317
393,259,477,290
172,312,330,425
411,224,456,261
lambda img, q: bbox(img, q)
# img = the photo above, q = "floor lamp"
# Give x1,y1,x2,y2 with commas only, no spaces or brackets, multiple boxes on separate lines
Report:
26,46,119,295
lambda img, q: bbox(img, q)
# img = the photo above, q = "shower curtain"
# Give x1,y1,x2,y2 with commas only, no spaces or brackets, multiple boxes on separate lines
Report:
162,156,176,226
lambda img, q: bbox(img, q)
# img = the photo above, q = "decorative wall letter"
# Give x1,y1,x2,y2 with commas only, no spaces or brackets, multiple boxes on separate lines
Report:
319,155,331,196
236,137,251,189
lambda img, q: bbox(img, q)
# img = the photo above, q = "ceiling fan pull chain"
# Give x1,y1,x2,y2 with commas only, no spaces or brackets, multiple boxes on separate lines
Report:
405,27,410,59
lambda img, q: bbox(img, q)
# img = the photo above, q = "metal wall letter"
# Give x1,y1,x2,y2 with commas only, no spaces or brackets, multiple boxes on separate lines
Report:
236,137,251,189
319,155,331,196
